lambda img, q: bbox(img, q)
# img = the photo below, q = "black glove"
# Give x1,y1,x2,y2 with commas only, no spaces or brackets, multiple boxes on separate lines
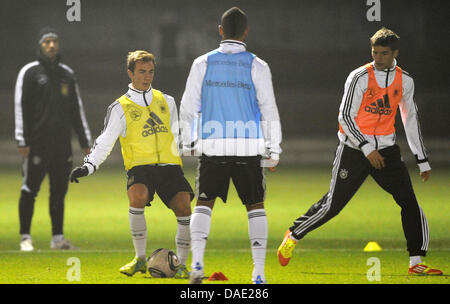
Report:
69,166,89,183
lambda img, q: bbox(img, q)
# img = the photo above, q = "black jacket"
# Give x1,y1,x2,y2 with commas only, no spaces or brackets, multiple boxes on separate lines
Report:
14,49,91,151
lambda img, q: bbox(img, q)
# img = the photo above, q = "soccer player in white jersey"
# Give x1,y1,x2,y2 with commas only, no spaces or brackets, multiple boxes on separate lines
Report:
179,7,282,284
70,51,194,278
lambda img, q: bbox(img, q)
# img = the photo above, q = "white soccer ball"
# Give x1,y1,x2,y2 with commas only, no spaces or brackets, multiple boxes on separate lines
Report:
147,248,180,278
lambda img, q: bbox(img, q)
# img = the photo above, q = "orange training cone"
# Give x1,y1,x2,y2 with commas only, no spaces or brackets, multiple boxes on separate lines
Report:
208,272,229,281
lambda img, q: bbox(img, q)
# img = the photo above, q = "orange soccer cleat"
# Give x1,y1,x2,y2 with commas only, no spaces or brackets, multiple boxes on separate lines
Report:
408,263,443,276
277,230,297,266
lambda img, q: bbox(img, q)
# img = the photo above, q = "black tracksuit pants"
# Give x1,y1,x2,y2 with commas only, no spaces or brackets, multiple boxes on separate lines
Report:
289,143,428,257
18,144,72,236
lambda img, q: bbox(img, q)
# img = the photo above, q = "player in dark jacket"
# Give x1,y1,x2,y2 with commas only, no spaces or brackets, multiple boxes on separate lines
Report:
14,27,92,251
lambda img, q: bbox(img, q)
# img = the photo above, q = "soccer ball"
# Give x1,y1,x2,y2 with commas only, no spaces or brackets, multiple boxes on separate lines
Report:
147,248,180,278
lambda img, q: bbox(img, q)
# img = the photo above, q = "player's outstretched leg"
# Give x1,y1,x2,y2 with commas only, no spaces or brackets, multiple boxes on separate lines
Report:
174,215,192,278
124,184,149,276
278,144,369,266
169,192,192,279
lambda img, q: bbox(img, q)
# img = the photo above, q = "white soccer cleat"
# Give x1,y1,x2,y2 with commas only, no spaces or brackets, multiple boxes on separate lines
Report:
50,239,78,250
189,271,203,284
20,238,34,252
189,262,204,284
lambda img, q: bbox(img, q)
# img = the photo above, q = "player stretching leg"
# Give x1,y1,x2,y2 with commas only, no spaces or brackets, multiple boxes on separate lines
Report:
70,51,194,278
278,28,442,276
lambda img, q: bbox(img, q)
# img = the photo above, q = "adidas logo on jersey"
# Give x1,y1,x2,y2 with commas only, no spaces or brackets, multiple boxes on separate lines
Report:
364,94,392,115
142,112,168,137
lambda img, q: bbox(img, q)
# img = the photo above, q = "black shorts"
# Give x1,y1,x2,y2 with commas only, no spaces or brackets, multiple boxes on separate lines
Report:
126,165,194,207
196,155,265,205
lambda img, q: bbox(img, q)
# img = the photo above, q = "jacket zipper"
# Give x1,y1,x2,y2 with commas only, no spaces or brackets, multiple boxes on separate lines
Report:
373,68,390,150
143,91,160,163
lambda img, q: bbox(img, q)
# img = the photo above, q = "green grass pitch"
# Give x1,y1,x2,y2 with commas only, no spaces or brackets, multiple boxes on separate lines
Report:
0,163,448,284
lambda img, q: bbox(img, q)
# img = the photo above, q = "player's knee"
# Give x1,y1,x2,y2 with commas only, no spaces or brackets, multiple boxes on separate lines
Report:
170,193,192,216
327,204,344,218
128,194,149,208
246,202,264,211
393,193,418,208
20,189,37,201
49,189,68,203
127,184,149,208
196,199,215,209
172,204,191,217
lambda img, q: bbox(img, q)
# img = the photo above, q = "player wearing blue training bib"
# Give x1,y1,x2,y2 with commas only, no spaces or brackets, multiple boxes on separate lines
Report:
180,7,282,284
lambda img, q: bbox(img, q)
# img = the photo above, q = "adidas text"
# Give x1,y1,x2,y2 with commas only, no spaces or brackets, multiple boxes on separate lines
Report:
142,125,168,137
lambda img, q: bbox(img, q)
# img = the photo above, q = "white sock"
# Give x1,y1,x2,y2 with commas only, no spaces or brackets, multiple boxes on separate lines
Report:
290,233,299,242
190,206,212,274
21,234,31,241
410,255,422,267
52,234,64,243
248,209,268,281
176,215,191,266
129,207,147,260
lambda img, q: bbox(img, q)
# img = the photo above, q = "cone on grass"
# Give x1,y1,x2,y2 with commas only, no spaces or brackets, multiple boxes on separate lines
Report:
364,241,382,252
208,272,228,281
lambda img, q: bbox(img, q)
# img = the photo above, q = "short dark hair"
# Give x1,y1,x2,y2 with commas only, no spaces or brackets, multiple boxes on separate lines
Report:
370,27,400,51
221,7,248,39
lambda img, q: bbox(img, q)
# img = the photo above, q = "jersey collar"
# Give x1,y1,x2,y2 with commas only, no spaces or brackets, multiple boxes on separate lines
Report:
219,40,247,54
127,83,153,106
371,59,397,72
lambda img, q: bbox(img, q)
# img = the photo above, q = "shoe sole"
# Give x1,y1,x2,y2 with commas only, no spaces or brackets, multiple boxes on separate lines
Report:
408,272,443,276
20,248,34,252
189,273,204,284
278,230,293,266
120,269,146,277
174,275,190,279
277,250,290,266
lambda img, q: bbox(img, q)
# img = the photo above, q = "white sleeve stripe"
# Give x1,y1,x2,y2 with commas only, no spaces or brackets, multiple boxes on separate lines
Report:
413,100,427,158
74,82,92,145
342,69,368,144
83,101,124,169
59,63,92,145
102,101,121,134
342,70,367,143
58,63,74,74
251,57,282,154
14,61,39,145
164,94,180,147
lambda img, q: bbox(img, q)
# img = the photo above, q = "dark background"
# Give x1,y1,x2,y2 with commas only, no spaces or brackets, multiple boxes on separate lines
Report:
1,0,449,165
